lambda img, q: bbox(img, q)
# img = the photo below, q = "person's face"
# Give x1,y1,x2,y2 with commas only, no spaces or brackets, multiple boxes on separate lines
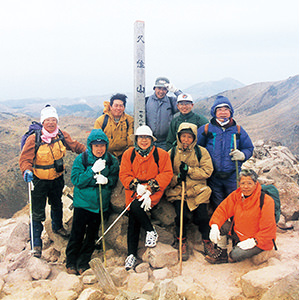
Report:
43,117,58,133
110,99,125,118
215,106,231,121
180,132,194,149
154,87,168,99
177,101,193,115
239,176,256,196
137,135,152,150
92,144,106,158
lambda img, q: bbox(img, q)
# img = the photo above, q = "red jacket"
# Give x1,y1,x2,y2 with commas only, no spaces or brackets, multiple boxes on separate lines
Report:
209,183,276,250
119,146,173,208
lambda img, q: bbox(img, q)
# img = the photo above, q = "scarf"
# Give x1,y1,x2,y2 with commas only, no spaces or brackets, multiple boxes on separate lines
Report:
134,140,154,157
41,127,59,144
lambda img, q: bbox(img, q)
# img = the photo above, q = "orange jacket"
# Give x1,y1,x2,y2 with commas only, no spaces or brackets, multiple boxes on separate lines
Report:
119,146,173,208
209,183,276,250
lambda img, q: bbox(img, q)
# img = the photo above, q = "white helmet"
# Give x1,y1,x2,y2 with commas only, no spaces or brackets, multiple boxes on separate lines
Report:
130,125,157,141
177,93,193,103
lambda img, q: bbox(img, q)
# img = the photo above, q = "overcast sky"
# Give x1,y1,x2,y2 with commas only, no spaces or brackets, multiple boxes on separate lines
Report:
0,0,298,101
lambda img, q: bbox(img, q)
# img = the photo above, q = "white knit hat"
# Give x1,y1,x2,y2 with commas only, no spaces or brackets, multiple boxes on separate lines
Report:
40,105,59,123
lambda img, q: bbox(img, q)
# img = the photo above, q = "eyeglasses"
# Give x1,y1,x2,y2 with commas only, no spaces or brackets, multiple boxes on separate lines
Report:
178,101,192,106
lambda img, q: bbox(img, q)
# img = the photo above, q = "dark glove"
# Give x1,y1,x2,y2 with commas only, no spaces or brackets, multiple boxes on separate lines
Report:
177,161,188,184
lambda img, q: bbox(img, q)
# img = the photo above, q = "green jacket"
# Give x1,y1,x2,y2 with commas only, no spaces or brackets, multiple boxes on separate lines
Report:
71,129,119,213
166,111,208,151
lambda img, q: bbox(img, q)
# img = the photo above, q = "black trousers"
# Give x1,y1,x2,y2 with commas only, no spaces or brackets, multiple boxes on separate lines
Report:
173,201,210,240
66,207,108,270
127,199,154,256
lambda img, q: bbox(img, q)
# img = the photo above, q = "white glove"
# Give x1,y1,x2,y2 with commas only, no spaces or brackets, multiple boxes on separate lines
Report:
136,184,147,196
164,83,178,93
92,158,106,173
229,149,245,161
237,238,256,250
94,174,108,185
138,190,152,212
209,224,220,244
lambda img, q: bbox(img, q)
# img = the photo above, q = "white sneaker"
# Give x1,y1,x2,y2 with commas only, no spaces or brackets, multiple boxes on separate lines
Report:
145,227,158,247
125,254,136,270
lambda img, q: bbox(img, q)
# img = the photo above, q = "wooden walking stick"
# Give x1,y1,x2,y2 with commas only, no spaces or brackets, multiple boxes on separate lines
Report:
179,180,185,275
99,184,107,267
233,134,239,189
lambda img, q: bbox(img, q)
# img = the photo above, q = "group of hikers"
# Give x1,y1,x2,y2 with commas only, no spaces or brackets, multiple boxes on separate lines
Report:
19,76,277,275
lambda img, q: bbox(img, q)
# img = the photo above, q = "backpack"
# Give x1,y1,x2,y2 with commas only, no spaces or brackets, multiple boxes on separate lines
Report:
101,114,129,131
129,147,160,169
21,121,65,155
21,121,43,152
260,184,281,224
170,145,202,166
260,184,281,251
81,149,113,169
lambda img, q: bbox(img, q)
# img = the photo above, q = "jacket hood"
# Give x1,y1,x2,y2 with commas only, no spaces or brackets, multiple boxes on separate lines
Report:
103,101,111,114
211,95,234,118
87,129,109,153
177,122,197,150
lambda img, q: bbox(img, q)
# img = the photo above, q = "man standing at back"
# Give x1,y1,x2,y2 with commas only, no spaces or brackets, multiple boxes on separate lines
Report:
94,93,134,162
145,77,182,150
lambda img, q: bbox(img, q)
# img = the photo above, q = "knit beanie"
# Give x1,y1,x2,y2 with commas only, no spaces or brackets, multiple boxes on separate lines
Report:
40,105,59,123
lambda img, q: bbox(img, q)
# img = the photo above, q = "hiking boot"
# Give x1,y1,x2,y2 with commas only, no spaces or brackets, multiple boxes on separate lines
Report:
203,240,216,256
205,247,228,264
125,254,137,271
172,237,179,250
53,227,70,237
67,266,77,275
145,227,158,247
33,246,42,258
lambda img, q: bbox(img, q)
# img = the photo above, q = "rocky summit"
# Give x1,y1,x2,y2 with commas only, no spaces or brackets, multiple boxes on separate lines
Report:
0,140,298,300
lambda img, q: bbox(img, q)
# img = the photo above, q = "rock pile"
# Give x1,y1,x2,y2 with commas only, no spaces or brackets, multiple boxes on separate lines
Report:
0,140,298,300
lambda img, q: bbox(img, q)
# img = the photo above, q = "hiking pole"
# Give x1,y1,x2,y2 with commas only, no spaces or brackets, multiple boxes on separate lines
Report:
96,200,133,245
28,181,35,253
233,134,239,189
179,181,185,275
98,184,107,267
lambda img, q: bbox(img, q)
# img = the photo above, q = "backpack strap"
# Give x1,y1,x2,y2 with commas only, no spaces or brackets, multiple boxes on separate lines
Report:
82,150,113,170
204,123,209,135
194,145,202,163
130,147,159,168
102,114,109,131
34,129,42,155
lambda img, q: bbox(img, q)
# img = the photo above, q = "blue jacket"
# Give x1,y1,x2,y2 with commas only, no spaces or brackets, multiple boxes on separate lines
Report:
197,96,253,174
71,129,119,213
145,92,181,143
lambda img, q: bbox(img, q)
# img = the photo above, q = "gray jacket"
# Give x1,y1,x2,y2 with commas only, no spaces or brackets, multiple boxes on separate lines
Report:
145,91,181,142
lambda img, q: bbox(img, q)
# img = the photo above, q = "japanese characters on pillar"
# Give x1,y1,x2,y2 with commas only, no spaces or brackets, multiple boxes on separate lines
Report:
134,21,145,130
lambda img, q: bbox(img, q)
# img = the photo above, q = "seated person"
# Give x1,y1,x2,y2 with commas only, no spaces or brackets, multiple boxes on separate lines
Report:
206,169,277,264
165,122,214,261
119,125,173,270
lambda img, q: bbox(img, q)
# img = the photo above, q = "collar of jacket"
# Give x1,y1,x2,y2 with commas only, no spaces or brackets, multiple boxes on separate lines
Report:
211,117,236,129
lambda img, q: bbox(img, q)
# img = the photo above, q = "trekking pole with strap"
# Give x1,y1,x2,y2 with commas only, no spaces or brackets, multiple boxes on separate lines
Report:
28,181,35,253
233,134,239,189
179,181,185,275
98,184,107,267
96,200,133,245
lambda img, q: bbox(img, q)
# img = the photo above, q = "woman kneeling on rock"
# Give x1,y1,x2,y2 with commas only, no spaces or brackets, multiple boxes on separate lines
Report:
206,169,277,264
119,125,173,270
